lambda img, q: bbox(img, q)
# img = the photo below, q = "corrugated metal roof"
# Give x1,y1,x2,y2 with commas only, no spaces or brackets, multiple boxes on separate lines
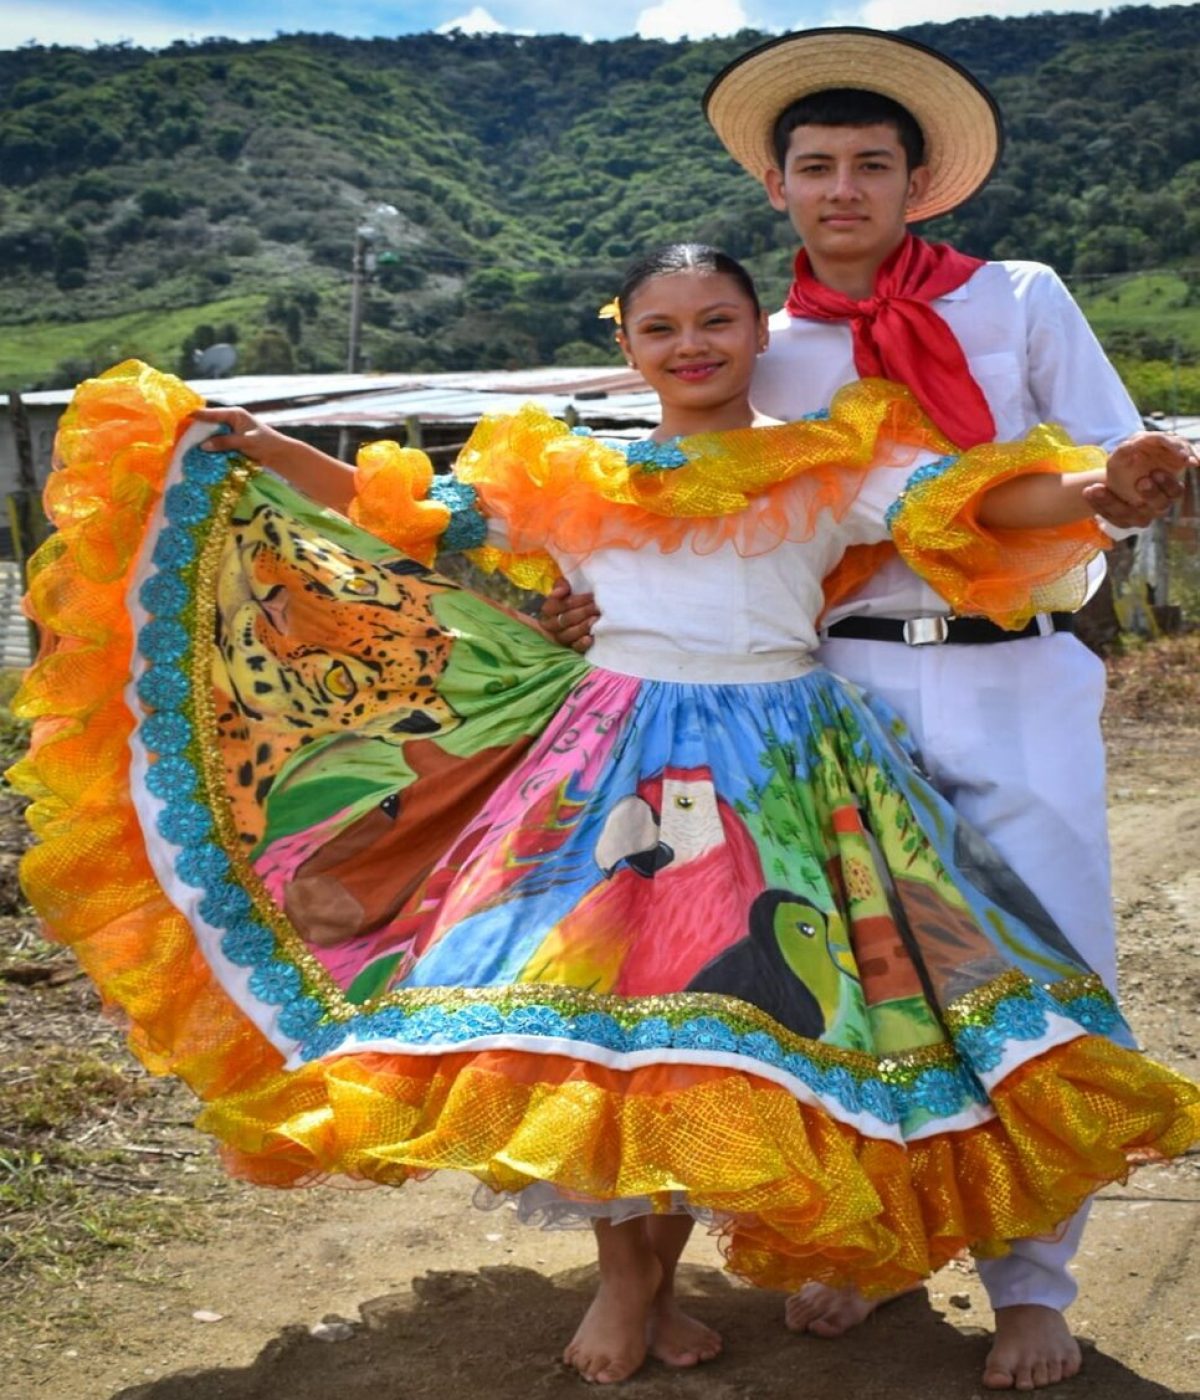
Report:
1,366,657,426
259,384,660,430
2,371,414,409
210,364,649,422
1144,415,1200,440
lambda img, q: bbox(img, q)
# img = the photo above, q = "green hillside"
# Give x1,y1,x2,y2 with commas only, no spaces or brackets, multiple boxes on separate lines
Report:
0,6,1197,406
1075,269,1200,416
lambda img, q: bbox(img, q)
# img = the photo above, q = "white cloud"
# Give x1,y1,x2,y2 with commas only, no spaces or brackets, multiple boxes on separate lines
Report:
636,0,750,41
436,5,509,33
0,2,267,50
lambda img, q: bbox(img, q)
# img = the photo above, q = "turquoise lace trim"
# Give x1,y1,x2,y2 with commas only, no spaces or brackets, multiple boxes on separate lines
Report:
623,437,688,472
429,475,487,552
884,454,959,532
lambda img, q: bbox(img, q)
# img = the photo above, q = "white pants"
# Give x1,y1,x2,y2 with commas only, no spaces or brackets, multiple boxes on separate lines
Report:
818,630,1114,1312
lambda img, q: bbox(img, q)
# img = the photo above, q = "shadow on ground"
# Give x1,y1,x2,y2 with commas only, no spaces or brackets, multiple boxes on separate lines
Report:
112,1263,1189,1400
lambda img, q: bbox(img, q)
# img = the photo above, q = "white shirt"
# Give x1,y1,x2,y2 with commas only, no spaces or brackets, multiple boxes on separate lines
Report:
751,260,1143,622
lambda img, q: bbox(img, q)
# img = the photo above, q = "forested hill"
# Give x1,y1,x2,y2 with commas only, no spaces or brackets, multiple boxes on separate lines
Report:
0,4,1197,394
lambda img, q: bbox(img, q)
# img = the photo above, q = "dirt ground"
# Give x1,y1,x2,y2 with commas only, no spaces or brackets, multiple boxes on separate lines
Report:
1,657,1198,1400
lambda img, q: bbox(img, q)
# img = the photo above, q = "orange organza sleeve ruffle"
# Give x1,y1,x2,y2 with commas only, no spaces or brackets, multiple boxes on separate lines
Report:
889,426,1111,630
348,440,450,568
454,380,950,563
347,438,562,592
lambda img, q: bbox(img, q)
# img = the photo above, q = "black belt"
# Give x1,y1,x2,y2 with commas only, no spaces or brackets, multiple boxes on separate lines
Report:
824,612,1076,646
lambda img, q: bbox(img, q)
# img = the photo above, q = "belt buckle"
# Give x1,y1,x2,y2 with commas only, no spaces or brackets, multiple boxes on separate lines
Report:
902,616,950,646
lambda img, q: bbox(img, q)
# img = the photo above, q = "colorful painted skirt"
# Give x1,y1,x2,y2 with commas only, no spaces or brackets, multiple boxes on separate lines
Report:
13,367,1200,1297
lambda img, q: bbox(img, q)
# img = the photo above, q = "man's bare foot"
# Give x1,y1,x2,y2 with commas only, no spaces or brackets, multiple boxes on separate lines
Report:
564,1250,662,1384
983,1304,1082,1391
784,1282,883,1337
647,1296,722,1368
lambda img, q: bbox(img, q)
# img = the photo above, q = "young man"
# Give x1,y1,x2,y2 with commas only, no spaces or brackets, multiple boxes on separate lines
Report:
543,26,1194,1392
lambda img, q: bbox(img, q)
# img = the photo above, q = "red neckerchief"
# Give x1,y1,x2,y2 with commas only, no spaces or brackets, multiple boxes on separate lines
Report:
785,234,995,448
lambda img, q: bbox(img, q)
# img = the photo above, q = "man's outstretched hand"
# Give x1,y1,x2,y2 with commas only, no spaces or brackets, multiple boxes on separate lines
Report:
1083,431,1194,529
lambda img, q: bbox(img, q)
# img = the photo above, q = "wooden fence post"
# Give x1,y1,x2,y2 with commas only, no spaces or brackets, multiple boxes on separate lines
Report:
5,390,50,661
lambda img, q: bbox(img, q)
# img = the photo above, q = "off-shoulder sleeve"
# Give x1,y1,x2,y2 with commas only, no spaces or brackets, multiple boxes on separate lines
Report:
453,384,948,564
844,426,1110,630
348,440,489,563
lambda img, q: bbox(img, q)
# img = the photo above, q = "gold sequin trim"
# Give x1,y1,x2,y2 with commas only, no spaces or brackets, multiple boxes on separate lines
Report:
944,970,1034,1031
944,969,1116,1034
1048,973,1110,1005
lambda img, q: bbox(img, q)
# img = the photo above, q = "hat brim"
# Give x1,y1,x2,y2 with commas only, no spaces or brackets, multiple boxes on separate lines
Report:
703,27,1003,222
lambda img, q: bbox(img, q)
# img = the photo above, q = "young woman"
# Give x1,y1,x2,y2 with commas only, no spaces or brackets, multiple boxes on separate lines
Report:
14,244,1198,1386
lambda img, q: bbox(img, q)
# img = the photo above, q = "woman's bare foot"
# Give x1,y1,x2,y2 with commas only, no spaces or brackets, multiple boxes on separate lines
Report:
647,1295,722,1367
784,1281,922,1337
983,1305,1082,1390
564,1222,662,1384
784,1282,881,1337
640,1214,722,1368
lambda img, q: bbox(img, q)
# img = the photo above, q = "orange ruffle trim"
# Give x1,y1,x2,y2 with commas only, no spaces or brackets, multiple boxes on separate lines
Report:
348,440,449,568
890,425,1111,630
11,362,287,1102
347,438,565,593
455,380,945,568
10,360,1200,1298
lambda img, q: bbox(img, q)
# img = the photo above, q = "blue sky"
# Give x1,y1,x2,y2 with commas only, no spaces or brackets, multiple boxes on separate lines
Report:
0,1,1183,50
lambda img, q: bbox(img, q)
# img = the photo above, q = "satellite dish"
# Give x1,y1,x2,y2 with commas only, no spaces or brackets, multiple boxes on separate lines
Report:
192,343,239,377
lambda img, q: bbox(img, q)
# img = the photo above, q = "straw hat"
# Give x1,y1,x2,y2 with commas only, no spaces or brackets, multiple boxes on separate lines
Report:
703,27,1003,222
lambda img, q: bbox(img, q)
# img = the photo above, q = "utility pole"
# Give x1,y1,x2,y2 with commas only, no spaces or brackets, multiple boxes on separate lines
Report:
340,204,400,461
346,227,374,375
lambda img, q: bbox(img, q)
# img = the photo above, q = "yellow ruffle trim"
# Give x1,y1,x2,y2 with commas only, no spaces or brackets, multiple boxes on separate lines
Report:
341,381,1107,625
338,382,944,593
890,426,1111,629
199,1035,1198,1296
464,542,562,596
9,360,1199,1298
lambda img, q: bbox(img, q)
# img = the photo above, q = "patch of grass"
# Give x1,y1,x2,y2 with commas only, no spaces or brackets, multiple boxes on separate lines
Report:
0,1150,204,1276
0,1043,222,1346
0,1050,148,1137
0,293,271,385
0,1046,195,1288
1077,271,1200,357
0,670,31,771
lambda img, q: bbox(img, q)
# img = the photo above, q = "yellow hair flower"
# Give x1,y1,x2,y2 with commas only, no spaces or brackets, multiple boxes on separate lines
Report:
597,298,622,327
